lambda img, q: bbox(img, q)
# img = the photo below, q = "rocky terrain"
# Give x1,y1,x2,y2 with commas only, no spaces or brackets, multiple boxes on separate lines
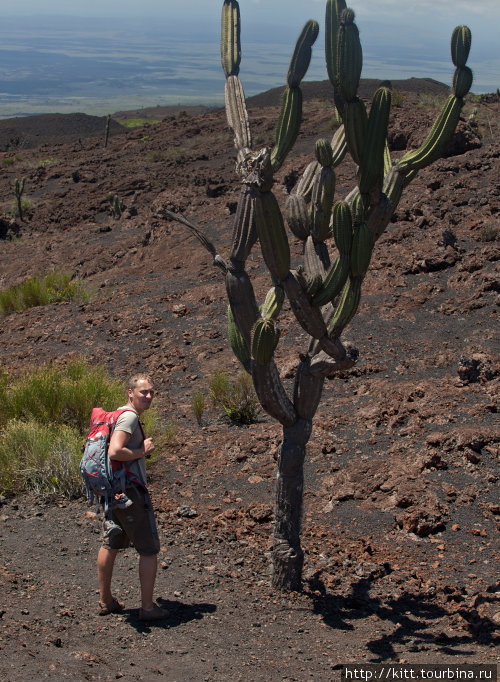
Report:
0,79,499,680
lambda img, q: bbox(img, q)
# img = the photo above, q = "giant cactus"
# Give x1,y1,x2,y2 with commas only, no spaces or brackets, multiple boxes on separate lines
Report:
167,1,472,591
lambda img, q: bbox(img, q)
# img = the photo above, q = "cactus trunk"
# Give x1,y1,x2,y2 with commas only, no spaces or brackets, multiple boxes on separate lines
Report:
272,418,313,591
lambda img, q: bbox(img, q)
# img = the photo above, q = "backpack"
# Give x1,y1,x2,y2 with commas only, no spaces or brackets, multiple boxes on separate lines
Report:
80,407,135,512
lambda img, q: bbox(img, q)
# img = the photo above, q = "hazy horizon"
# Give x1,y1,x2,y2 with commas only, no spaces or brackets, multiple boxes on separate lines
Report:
0,2,498,118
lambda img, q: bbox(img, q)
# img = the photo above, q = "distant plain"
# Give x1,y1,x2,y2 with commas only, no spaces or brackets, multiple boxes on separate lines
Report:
0,14,497,119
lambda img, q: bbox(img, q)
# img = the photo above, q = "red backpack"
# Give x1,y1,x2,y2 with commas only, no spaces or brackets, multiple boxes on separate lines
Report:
79,407,136,511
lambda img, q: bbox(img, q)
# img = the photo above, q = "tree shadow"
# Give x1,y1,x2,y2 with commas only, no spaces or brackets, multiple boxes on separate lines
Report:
305,570,500,660
124,598,216,633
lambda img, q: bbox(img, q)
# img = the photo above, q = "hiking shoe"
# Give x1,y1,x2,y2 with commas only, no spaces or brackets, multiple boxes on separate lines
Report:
98,598,124,616
103,519,122,540
111,492,133,509
138,604,169,621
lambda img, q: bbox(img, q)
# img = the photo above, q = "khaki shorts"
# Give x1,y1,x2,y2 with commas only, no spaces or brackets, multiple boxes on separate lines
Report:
102,485,160,556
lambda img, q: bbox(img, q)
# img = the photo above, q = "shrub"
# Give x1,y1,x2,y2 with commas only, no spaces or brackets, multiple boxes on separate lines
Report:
0,420,83,498
119,118,161,129
209,370,260,424
2,155,22,167
1,358,126,432
391,90,406,108
191,391,205,425
0,271,87,315
479,225,499,242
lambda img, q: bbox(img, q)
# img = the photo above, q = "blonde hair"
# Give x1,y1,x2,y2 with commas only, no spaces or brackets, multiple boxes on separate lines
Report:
128,374,153,391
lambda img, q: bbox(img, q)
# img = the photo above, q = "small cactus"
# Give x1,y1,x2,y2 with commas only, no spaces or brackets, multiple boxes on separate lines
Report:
107,193,125,219
104,114,111,148
14,178,26,221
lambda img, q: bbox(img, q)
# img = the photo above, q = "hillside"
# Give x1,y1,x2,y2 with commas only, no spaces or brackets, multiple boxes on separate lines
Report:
0,80,499,679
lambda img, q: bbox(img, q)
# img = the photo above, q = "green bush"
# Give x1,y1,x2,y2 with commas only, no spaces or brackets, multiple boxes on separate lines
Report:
2,155,22,167
0,271,88,315
1,359,125,432
479,225,499,242
0,420,83,498
209,370,260,424
191,390,205,425
120,118,161,129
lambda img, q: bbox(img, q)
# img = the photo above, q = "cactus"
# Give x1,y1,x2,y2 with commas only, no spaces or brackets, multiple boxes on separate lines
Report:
104,114,111,148
165,1,472,592
14,178,26,221
108,193,125,219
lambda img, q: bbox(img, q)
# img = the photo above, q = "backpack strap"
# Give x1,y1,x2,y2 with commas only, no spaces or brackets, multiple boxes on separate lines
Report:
110,408,147,489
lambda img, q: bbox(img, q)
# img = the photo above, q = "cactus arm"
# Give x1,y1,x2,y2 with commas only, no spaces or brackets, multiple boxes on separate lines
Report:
283,271,329,340
327,275,362,339
252,360,297,426
287,20,320,88
253,190,291,282
225,269,260,346
325,0,348,116
396,27,472,177
271,86,303,173
309,345,358,377
337,8,363,103
451,25,471,67
358,85,392,194
221,0,241,77
285,193,311,240
331,124,348,167
261,285,285,321
312,200,352,306
227,305,251,370
251,318,281,366
304,236,330,279
229,188,258,266
343,98,368,166
397,94,464,174
271,21,319,173
293,357,325,420
310,166,336,242
225,75,252,155
383,139,392,177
